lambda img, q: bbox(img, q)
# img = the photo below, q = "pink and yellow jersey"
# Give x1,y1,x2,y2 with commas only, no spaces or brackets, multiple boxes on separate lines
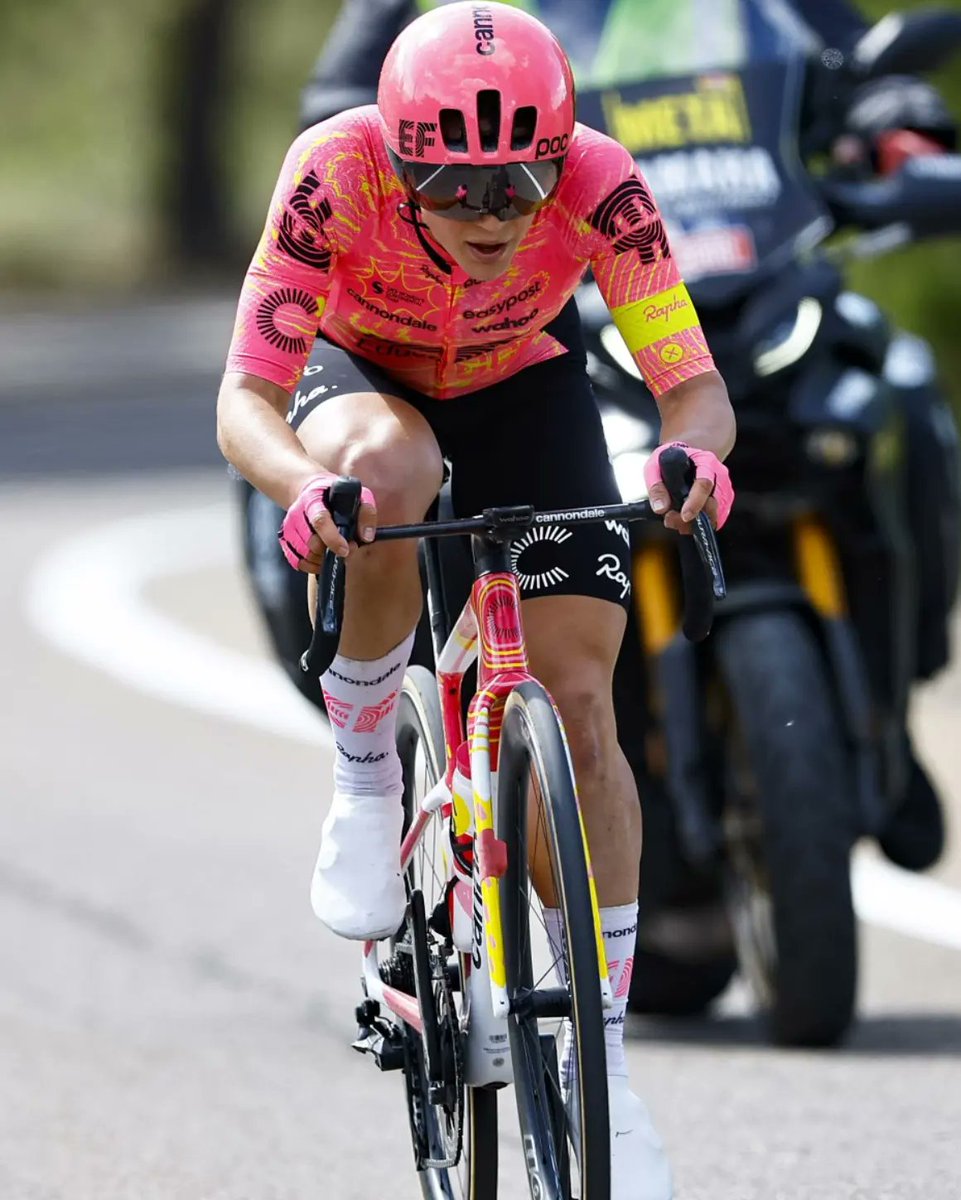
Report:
225,107,714,400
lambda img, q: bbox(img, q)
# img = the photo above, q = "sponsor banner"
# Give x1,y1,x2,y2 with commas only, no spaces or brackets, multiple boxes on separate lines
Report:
577,60,830,284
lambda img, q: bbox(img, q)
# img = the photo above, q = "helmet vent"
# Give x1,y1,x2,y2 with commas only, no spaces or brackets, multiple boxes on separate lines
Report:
439,108,468,152
510,106,537,151
477,89,501,153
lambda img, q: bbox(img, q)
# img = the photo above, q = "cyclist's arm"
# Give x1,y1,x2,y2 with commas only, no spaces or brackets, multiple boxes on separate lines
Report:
218,116,372,509
580,141,735,460
575,134,734,523
217,373,321,510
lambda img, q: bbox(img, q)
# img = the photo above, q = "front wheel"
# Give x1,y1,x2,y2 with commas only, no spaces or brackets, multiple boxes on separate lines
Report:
715,612,858,1047
497,682,610,1200
396,667,498,1200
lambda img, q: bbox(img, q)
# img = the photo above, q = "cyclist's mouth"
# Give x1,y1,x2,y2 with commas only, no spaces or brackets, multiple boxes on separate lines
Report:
466,240,509,261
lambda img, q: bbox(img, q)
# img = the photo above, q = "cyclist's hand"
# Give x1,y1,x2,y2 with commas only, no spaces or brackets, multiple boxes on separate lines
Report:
644,443,734,535
279,473,377,572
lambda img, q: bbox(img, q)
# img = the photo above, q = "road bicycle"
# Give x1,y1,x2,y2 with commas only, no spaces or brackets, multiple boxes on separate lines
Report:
303,447,724,1200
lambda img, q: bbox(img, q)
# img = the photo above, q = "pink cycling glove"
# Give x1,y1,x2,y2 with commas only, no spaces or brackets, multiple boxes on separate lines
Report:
279,473,377,569
644,442,735,530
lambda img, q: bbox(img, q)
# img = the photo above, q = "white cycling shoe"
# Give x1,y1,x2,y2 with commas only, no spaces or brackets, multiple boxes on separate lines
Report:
608,1076,673,1200
310,791,406,940
567,1075,673,1200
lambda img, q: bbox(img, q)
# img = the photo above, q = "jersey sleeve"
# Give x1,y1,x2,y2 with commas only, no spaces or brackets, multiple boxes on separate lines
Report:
571,133,715,397
224,113,377,393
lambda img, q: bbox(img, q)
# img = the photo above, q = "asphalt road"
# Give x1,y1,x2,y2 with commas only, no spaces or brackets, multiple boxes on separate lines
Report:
1,296,960,1199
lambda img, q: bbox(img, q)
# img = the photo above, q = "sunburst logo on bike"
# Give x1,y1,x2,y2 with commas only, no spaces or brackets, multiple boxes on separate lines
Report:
510,525,572,591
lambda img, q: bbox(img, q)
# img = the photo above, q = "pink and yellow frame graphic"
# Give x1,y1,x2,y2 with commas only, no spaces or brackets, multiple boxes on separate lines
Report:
433,570,612,1015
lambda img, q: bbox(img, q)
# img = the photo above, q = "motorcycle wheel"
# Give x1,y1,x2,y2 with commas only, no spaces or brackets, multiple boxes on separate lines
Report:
714,611,858,1047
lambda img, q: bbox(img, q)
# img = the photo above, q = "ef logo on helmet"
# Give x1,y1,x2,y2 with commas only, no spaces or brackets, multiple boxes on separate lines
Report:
398,120,437,158
473,6,495,54
535,134,569,160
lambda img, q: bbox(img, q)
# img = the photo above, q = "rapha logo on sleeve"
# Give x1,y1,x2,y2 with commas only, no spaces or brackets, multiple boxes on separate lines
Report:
590,177,671,263
398,120,437,158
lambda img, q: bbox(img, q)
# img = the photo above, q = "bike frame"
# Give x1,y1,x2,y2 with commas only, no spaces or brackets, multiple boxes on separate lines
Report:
359,530,612,1085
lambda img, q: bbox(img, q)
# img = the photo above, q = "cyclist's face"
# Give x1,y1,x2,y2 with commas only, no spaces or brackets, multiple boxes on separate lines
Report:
418,209,536,280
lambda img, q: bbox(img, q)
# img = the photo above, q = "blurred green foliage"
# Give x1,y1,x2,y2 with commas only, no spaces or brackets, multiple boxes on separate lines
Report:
0,0,337,289
1,0,960,405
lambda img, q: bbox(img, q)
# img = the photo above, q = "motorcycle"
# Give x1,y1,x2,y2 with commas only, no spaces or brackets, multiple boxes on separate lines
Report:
573,8,961,1045
237,7,961,1047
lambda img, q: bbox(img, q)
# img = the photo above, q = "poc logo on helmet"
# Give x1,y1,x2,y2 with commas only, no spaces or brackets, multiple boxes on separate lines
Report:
535,133,569,160
473,6,495,54
398,119,437,158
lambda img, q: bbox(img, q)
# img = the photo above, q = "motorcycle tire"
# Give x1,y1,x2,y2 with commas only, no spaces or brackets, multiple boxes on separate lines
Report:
714,611,858,1048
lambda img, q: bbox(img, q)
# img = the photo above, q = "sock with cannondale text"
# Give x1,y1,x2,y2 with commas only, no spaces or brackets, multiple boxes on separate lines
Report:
310,632,417,938
544,901,638,1084
320,631,415,798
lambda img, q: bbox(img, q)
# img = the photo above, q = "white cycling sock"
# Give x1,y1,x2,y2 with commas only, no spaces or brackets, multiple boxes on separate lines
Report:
544,901,638,1081
320,631,415,798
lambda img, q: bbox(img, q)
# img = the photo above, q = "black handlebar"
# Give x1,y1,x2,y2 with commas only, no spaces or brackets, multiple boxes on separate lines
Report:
300,450,726,675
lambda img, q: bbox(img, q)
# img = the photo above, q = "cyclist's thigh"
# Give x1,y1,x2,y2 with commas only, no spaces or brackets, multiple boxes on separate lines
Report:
523,594,626,704
288,337,444,512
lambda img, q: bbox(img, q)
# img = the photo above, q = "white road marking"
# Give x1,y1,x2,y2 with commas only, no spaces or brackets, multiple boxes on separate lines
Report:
23,503,961,953
853,854,961,951
25,502,331,749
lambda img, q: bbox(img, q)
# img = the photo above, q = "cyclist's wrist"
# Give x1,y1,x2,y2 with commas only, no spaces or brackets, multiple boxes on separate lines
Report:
283,467,338,511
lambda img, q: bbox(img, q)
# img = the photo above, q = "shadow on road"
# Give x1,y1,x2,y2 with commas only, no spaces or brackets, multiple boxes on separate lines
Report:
627,1011,961,1056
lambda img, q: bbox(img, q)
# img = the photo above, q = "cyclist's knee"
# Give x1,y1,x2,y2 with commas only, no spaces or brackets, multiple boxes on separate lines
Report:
548,678,616,777
298,393,443,520
339,437,441,522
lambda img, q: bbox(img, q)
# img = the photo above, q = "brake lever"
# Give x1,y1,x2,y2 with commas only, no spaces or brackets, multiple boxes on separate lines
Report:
691,512,727,601
657,446,726,642
300,476,364,675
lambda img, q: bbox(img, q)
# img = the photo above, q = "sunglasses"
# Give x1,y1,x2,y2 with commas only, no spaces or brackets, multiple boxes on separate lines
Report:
388,150,564,222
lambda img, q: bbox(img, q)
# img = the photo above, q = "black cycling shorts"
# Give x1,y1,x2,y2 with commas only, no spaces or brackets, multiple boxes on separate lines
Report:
287,299,631,608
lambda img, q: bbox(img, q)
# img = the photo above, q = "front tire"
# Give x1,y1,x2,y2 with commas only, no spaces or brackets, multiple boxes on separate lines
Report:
715,612,858,1047
396,667,498,1200
497,682,610,1200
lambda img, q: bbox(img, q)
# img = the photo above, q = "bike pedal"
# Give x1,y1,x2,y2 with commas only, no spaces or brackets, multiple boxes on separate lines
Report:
351,1024,406,1072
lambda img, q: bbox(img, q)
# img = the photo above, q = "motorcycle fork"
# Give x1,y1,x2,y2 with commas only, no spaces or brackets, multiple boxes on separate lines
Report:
792,515,887,834
633,540,720,863
793,515,847,619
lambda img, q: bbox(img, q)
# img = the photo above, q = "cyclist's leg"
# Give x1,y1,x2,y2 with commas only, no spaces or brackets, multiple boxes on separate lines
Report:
287,341,444,939
522,595,640,905
441,304,671,1198
439,303,642,907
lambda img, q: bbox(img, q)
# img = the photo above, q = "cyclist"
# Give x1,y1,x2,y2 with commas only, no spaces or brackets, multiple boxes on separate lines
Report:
260,0,956,875
217,4,735,1195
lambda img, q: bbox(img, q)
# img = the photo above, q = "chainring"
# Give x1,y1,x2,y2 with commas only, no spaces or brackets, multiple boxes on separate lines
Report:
404,945,465,1171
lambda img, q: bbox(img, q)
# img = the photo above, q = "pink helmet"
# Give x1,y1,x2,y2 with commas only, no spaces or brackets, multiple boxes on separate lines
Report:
378,2,576,166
